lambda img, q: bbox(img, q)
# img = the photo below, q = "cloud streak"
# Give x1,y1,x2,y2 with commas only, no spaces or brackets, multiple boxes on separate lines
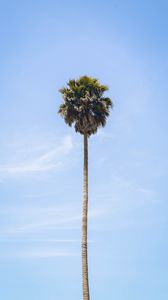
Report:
0,202,106,237
18,249,78,258
0,135,73,177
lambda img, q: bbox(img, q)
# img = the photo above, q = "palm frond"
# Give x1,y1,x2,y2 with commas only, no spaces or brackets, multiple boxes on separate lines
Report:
58,76,113,135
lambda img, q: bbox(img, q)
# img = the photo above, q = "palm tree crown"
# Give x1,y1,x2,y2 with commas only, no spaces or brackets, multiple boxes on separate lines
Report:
58,75,113,136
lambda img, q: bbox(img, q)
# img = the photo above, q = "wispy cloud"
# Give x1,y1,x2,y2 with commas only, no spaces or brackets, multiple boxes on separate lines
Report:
0,202,100,259
96,128,118,139
112,175,155,197
0,203,105,237
0,238,81,243
0,247,78,259
18,249,78,258
0,135,73,177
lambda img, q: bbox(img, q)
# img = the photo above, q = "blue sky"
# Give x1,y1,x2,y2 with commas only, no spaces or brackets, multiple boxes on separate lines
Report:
0,0,168,299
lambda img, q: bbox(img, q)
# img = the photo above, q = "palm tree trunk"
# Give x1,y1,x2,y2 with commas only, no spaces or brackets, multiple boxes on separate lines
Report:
82,133,90,300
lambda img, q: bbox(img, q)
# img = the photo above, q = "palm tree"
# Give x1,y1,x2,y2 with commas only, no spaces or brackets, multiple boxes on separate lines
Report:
58,75,113,300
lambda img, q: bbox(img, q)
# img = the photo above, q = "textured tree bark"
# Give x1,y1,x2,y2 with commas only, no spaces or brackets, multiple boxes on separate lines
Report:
82,133,90,300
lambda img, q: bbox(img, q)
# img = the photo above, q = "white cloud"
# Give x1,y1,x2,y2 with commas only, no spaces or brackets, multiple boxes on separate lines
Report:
96,128,117,139
0,135,73,177
0,247,78,259
0,203,106,237
19,249,78,258
112,175,155,198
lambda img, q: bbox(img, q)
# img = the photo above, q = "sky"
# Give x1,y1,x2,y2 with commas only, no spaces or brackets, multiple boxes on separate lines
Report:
0,0,168,299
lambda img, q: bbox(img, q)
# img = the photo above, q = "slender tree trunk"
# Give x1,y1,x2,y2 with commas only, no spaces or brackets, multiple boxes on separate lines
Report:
82,133,90,300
